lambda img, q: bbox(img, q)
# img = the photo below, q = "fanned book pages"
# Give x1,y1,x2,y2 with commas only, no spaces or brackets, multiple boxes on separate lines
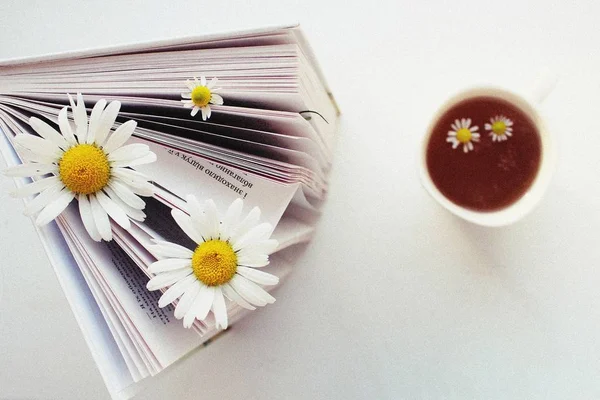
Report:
0,25,339,400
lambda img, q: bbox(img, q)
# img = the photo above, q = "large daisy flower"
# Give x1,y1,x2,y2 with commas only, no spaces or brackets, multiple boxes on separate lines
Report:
447,118,480,153
485,115,513,142
146,196,279,330
4,93,156,241
181,76,224,120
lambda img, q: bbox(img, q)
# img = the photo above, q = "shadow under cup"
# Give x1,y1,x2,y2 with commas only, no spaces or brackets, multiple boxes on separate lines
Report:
419,87,555,227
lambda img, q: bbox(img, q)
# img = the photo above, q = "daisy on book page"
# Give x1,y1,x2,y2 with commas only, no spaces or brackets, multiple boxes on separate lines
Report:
146,196,278,329
4,94,156,241
181,76,224,120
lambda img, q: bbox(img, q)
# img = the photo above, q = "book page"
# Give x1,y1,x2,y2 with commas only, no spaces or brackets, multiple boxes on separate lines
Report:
131,137,300,229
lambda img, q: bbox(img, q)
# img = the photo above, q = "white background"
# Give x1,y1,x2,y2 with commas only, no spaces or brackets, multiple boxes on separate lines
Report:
2,0,600,399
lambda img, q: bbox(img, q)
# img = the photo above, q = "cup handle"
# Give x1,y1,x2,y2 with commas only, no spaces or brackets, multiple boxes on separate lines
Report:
526,67,559,104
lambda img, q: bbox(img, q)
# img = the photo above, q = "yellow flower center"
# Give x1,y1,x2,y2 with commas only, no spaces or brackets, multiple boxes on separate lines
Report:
191,240,237,286
492,121,507,136
58,144,110,195
456,128,472,143
191,86,212,107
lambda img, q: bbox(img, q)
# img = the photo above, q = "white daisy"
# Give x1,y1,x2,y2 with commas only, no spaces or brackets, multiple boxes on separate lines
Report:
4,93,156,241
485,115,513,142
447,118,480,153
181,76,224,120
146,196,279,330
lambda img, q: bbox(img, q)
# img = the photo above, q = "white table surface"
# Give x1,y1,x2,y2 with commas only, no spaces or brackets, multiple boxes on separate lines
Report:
2,0,600,399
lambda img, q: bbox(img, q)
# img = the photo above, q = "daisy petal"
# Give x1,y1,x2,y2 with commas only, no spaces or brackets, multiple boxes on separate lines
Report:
148,241,194,259
200,76,207,86
147,268,192,291
157,274,197,308
90,194,112,241
201,107,208,121
35,188,75,226
58,106,77,146
23,183,64,216
102,120,137,154
237,239,279,257
95,190,130,230
112,166,151,182
228,277,263,306
4,163,57,177
107,144,150,162
87,99,107,144
10,176,60,198
104,186,146,222
95,101,121,147
220,198,243,240
229,206,260,243
207,77,218,89
69,93,88,142
108,180,145,209
112,151,156,168
236,267,279,286
236,253,269,268
185,196,213,239
232,223,272,251
78,194,102,242
29,117,68,150
184,285,214,328
184,194,203,219
19,148,57,164
191,107,199,117
222,282,255,310
112,174,154,197
230,275,275,307
202,199,221,239
211,288,228,329
181,92,191,99
171,209,204,243
210,93,224,105
174,281,201,319
148,258,191,274
15,134,62,159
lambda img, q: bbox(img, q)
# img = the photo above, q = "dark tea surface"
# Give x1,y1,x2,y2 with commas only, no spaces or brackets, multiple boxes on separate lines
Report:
426,96,541,211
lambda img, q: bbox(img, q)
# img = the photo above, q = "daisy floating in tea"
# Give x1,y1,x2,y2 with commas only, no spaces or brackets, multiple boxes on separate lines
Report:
446,118,480,153
485,115,513,142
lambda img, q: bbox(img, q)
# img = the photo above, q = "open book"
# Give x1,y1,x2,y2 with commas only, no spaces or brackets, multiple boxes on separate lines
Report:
0,24,339,399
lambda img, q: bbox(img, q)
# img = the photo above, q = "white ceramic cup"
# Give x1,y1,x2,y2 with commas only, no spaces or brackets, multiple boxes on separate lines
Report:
419,78,557,227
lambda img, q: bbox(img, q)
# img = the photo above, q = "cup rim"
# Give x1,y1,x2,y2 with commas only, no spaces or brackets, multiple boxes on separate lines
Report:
419,86,556,227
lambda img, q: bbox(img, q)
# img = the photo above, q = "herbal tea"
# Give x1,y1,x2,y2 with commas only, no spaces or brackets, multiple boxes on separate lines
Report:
426,96,542,212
